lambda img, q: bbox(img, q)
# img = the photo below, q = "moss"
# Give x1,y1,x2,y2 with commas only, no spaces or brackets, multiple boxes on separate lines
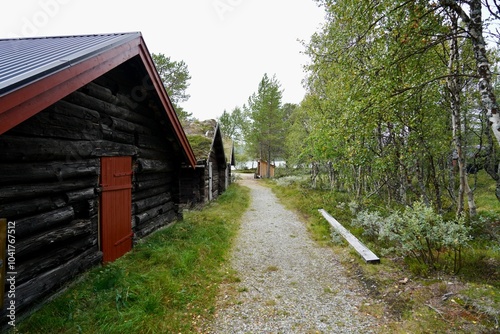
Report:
187,134,212,159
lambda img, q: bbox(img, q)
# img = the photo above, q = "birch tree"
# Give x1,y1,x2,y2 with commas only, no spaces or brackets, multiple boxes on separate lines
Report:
445,9,477,216
439,0,500,200
302,0,500,206
304,0,452,205
218,107,246,141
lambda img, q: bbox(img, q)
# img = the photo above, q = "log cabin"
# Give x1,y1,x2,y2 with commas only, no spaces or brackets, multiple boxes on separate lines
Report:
0,32,196,321
179,120,232,207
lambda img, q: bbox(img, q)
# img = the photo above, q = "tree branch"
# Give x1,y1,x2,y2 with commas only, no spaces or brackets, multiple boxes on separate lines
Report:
439,0,471,23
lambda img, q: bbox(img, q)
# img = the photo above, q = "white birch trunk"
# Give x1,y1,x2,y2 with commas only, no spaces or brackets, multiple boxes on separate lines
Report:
447,11,477,216
468,1,500,147
441,0,500,201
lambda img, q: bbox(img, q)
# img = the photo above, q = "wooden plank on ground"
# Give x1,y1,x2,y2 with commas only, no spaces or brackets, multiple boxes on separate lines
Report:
319,209,380,264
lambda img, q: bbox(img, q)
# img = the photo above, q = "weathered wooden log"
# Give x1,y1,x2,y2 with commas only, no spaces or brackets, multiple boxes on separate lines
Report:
10,101,101,135
17,219,93,259
137,147,175,161
100,115,135,133
16,206,75,238
179,177,201,204
116,90,141,108
82,81,120,105
64,90,157,128
100,123,135,144
16,234,97,285
136,158,173,173
134,202,174,226
64,187,96,204
101,115,152,135
0,176,97,202
136,147,172,160
133,192,171,213
93,72,159,117
92,139,138,157
9,119,102,141
0,196,66,219
134,172,170,182
132,184,169,202
101,115,135,133
134,177,171,191
134,209,176,239
0,159,99,184
0,246,102,318
0,136,136,161
89,73,119,93
43,100,101,127
53,99,101,122
88,199,98,217
0,135,92,161
72,198,98,219
136,133,168,151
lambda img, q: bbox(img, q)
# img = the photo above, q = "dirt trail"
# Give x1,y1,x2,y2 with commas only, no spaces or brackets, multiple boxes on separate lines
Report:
206,174,379,333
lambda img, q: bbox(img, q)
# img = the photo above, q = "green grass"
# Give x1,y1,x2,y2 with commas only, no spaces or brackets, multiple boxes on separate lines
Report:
471,170,499,214
15,183,250,334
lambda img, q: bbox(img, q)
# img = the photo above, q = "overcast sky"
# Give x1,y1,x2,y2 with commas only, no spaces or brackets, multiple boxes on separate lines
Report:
1,0,325,120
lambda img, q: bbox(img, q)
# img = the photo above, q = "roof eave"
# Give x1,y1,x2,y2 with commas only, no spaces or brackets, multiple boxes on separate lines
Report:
208,123,227,166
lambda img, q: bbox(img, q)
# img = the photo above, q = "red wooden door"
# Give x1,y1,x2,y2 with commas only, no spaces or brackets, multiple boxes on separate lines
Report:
100,156,133,263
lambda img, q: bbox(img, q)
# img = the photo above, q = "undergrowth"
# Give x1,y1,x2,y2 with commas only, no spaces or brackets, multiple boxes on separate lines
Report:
267,172,500,334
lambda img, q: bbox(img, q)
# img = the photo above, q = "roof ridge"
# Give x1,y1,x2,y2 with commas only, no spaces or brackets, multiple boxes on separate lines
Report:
0,32,141,42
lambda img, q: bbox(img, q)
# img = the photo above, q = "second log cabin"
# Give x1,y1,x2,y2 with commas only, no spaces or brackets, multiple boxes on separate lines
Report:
180,119,233,207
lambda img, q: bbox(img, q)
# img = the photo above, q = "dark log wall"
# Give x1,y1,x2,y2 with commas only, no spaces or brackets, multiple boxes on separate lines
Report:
0,60,183,319
179,167,205,207
227,163,232,186
179,152,227,207
209,154,220,201
207,151,227,202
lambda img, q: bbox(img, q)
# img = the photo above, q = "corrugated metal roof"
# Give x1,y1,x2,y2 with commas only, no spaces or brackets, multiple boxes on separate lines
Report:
0,33,140,95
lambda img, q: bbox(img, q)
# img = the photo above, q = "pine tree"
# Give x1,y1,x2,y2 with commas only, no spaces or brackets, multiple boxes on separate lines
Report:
246,74,285,177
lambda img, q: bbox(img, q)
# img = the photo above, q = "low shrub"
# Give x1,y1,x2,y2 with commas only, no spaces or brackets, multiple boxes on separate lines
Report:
274,175,309,187
352,200,472,273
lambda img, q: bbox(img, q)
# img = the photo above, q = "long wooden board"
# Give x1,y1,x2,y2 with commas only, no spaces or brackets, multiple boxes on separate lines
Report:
319,209,380,264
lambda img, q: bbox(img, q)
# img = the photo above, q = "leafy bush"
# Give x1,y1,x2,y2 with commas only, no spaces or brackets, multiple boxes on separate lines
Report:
351,209,384,241
353,200,472,273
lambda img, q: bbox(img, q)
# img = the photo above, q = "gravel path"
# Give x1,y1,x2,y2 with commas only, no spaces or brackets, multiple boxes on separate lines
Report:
206,175,379,333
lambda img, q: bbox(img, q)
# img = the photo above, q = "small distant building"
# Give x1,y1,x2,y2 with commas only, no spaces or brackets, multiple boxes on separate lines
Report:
180,120,233,206
256,159,275,178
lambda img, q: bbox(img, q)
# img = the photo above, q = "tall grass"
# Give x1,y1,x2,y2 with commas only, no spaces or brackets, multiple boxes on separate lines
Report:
15,184,250,334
